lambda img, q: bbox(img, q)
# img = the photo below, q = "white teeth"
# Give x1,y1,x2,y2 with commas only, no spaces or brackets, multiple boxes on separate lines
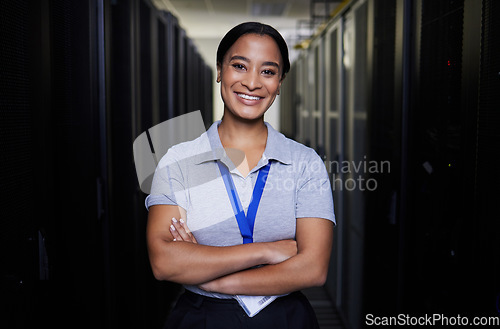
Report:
237,93,261,101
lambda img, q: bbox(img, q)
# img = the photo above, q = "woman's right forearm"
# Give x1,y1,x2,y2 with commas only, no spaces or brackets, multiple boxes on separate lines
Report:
146,205,296,285
148,238,270,284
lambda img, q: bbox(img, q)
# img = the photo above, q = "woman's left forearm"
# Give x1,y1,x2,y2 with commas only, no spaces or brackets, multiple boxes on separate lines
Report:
201,217,334,296
201,252,328,295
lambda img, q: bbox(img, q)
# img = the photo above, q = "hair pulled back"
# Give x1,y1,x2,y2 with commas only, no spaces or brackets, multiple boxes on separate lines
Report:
216,22,290,78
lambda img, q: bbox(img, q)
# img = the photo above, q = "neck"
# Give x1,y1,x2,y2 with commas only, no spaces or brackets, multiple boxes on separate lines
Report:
218,115,268,149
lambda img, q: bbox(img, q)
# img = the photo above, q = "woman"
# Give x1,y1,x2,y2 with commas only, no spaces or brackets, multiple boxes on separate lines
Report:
146,22,335,329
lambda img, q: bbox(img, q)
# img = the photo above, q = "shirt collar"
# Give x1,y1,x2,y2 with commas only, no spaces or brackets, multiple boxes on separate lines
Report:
194,120,292,166
262,122,292,165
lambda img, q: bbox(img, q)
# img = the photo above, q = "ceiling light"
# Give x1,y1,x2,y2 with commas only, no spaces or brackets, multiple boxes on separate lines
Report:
251,2,287,16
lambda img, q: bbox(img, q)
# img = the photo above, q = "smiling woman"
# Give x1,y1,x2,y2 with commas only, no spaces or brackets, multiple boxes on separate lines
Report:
146,22,335,329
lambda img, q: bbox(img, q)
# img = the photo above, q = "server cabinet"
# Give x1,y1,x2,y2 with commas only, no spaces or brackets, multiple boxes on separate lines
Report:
1,2,45,328
279,62,296,139
305,48,316,148
308,37,326,155
282,0,499,327
363,0,399,317
1,0,213,328
475,0,500,313
157,12,172,121
401,0,499,316
340,1,371,327
203,63,214,128
185,39,196,114
402,0,467,314
1,0,109,327
174,26,186,117
107,1,203,327
323,18,345,311
41,0,109,326
296,55,308,145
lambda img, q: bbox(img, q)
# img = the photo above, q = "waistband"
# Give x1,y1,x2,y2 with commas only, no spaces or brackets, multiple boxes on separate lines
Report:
182,289,303,308
183,289,238,306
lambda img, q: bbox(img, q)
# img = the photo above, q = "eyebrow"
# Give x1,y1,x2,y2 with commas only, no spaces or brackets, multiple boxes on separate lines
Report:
229,55,280,69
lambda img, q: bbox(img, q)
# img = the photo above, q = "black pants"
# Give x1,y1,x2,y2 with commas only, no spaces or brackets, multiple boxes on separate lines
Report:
164,290,320,329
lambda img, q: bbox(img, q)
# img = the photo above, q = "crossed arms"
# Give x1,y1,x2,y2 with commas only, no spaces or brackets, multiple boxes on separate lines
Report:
146,204,334,296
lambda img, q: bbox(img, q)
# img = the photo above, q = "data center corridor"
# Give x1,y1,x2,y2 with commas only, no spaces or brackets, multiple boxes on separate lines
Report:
1,0,499,328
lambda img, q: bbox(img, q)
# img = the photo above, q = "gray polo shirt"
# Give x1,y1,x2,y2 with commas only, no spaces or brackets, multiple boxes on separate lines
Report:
146,121,335,298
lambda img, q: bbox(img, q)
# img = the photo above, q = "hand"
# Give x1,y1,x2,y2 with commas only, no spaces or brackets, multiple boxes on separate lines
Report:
265,239,297,265
169,217,198,243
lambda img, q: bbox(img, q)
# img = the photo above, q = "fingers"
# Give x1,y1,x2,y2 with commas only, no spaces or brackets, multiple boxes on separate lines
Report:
169,219,182,241
170,217,189,241
170,217,197,243
179,218,198,243
184,219,198,243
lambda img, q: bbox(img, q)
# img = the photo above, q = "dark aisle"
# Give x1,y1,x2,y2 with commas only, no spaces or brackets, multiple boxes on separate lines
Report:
303,287,345,329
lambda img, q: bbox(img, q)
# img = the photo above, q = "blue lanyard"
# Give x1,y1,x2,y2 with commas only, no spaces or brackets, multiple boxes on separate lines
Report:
217,161,271,244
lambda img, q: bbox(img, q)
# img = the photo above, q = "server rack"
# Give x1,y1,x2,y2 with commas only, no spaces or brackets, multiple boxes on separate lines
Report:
281,0,499,327
1,0,213,328
363,0,399,318
0,0,110,327
475,0,500,313
1,1,49,328
323,17,346,312
107,1,213,327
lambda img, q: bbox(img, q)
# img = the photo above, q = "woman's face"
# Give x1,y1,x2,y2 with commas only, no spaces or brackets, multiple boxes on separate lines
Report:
217,33,283,122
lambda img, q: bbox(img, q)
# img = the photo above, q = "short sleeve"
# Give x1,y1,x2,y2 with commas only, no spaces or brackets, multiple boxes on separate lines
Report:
295,151,336,224
145,148,188,211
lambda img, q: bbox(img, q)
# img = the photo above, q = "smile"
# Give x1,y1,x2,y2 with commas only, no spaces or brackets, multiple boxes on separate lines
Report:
236,93,263,101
